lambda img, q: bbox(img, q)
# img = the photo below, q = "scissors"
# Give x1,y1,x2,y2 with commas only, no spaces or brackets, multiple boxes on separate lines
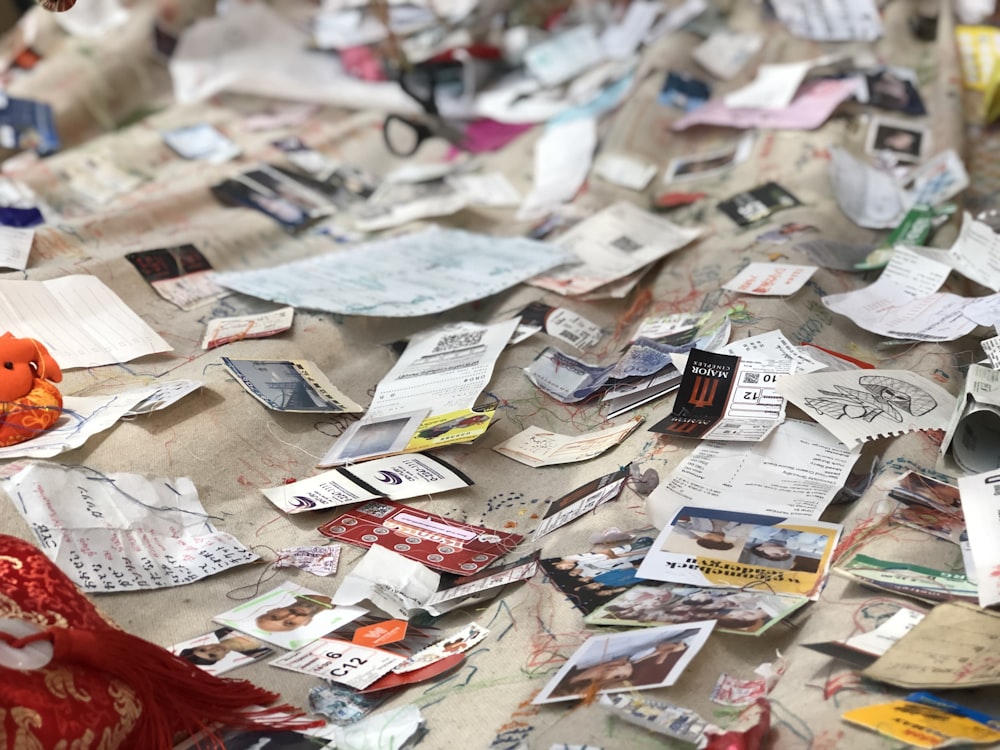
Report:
382,61,470,157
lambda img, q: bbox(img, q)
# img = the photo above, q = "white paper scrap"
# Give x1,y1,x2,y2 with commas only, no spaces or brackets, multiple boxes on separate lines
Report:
495,416,644,468
821,246,975,342
202,307,294,349
524,25,606,87
332,545,440,621
0,275,172,369
2,461,257,592
843,608,924,656
719,330,826,374
446,172,522,207
518,117,598,221
722,263,816,296
0,389,154,460
724,60,816,111
829,147,903,230
771,0,883,42
983,335,1000,368
948,211,1000,292
0,226,34,271
529,201,702,296
213,227,572,318
958,469,1000,607
593,153,658,191
692,31,764,81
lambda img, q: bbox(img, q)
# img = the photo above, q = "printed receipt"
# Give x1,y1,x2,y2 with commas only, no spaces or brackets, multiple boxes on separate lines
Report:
645,419,859,528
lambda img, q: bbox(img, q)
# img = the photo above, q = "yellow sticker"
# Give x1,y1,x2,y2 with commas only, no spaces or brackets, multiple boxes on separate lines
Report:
404,407,496,452
843,700,1000,749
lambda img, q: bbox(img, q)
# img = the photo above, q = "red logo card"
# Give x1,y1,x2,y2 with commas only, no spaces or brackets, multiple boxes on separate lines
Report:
318,499,523,576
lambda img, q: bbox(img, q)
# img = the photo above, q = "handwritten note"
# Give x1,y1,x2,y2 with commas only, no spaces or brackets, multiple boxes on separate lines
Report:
1,462,257,592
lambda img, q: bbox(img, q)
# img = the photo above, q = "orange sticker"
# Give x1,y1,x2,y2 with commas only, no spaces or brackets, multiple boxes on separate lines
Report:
352,619,408,648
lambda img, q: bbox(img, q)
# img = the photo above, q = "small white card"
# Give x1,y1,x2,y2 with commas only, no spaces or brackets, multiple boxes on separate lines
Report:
202,306,294,349
0,226,34,270
957,470,1000,607
270,637,405,689
163,123,241,163
124,379,202,416
983,334,1000,369
843,607,924,656
723,263,816,296
593,153,657,191
262,453,471,513
274,545,342,577
692,31,764,80
446,172,522,207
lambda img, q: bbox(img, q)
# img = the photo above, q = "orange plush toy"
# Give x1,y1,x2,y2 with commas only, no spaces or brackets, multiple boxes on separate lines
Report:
0,332,63,447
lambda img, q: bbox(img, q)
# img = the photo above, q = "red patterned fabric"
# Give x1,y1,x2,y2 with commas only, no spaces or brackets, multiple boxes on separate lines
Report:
0,534,142,749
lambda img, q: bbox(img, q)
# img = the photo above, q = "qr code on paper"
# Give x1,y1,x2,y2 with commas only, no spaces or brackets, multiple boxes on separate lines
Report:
611,235,643,253
743,372,760,384
431,329,485,354
360,501,395,518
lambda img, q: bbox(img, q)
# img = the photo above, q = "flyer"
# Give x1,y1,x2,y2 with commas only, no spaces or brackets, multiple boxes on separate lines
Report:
636,506,841,599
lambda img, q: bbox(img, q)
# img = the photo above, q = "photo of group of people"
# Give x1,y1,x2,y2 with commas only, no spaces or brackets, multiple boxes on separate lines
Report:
533,621,714,704
540,532,655,614
637,507,841,598
585,584,807,636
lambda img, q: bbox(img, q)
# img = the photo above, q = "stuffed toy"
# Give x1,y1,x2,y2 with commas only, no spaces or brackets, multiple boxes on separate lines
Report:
0,332,63,447
0,534,321,748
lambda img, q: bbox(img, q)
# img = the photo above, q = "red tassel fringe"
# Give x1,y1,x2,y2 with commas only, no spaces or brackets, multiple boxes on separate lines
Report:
29,626,325,748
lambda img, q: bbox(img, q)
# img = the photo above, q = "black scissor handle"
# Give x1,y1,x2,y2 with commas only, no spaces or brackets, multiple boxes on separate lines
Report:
383,114,433,157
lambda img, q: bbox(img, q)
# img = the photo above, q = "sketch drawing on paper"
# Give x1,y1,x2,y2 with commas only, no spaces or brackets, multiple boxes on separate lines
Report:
803,375,937,424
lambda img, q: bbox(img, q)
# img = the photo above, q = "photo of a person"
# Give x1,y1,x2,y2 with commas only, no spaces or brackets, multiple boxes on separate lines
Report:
214,584,363,651
534,623,714,704
673,515,744,551
867,119,926,162
665,511,752,561
171,627,273,676
738,527,829,573
255,594,333,632
865,68,926,115
552,640,689,696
